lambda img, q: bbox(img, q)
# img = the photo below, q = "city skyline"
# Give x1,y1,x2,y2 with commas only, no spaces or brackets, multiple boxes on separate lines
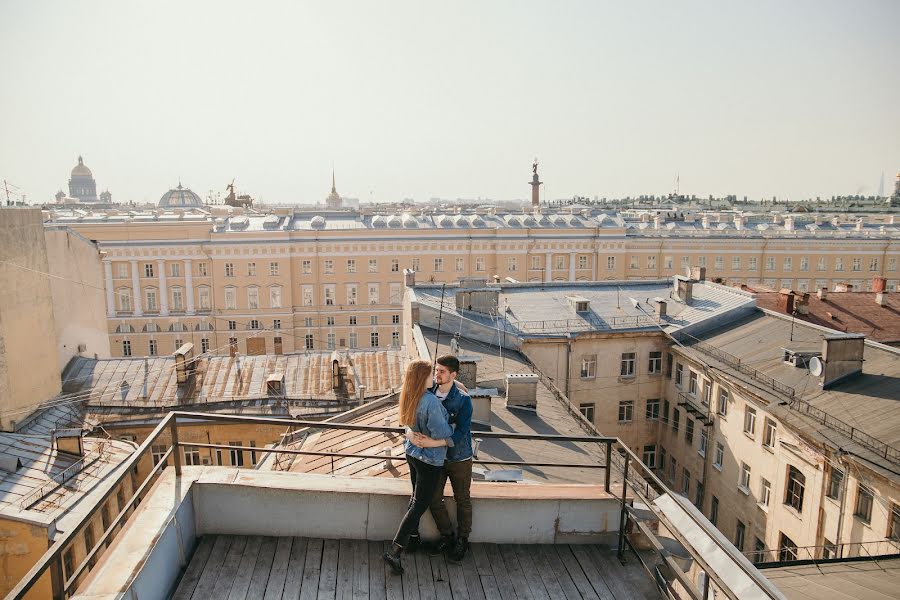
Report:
1,1,899,204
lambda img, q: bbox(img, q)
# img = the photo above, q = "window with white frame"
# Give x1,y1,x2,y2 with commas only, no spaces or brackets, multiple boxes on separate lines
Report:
760,478,771,507
370,315,378,326
648,351,662,374
607,256,616,270
149,339,158,356
664,256,673,269
434,257,444,272
391,259,399,272
455,257,464,272
629,255,639,269
348,332,358,349
675,362,684,387
269,286,282,308
327,333,335,350
475,257,485,272
646,399,660,421
556,255,565,270
835,257,844,271
145,288,158,311
171,287,184,311
714,442,724,469
270,261,279,276
852,258,861,272
648,255,657,269
368,284,379,304
688,371,698,396
302,259,312,274
347,284,358,305
532,256,542,270
717,388,729,416
171,262,181,277
390,283,401,305
197,286,210,310
579,403,595,422
145,263,155,277
370,331,379,347
869,258,879,272
224,287,236,309
118,288,133,312
763,418,777,448
302,285,313,306
578,255,588,270
748,256,758,271
783,257,792,271
368,258,378,273
855,484,874,522
247,287,259,309
699,428,708,456
305,334,314,350
247,262,257,276
411,258,420,271
715,256,724,271
765,257,775,271
732,256,741,270
324,259,334,274
116,263,129,278
744,406,757,435
324,285,335,306
799,257,809,272
198,262,208,276
618,400,633,423
642,445,657,469
785,466,805,512
739,462,751,491
580,355,596,378
347,259,356,274
620,353,635,377
508,257,517,272
122,340,132,356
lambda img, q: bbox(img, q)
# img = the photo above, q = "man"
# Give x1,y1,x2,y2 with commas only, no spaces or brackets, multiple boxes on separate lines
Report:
411,354,473,562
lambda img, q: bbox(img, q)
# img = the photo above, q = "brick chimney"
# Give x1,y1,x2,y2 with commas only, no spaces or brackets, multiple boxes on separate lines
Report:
820,334,865,388
872,277,887,293
817,287,828,300
690,266,706,281
795,292,810,315
777,289,796,314
876,292,888,307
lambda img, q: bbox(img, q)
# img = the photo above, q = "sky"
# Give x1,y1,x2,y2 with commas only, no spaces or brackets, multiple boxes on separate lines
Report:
1,1,899,205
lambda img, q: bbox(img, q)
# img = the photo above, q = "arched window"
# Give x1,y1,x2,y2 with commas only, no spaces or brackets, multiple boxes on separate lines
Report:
117,287,133,312
115,324,135,334
247,286,260,309
143,323,159,333
144,287,159,312
224,286,237,310
170,286,184,312
269,285,282,309
197,285,211,311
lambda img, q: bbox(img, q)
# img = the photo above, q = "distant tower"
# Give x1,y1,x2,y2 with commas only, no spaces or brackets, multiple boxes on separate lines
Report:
891,172,900,207
325,168,342,209
68,156,99,202
530,158,542,209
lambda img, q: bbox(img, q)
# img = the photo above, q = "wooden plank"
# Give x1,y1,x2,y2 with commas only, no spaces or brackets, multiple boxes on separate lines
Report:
281,537,309,600
264,537,295,599
481,544,518,600
190,535,234,599
552,546,602,600
400,542,420,600
351,539,370,600
335,538,354,600
211,536,248,598
585,544,645,600
513,545,552,600
498,544,534,600
227,536,263,600
414,550,437,600
429,553,453,600
299,538,325,600
367,541,388,600
458,544,486,600
443,554,470,600
246,537,278,599
470,543,494,577
171,535,215,600
568,545,614,600
537,545,592,600
317,538,340,600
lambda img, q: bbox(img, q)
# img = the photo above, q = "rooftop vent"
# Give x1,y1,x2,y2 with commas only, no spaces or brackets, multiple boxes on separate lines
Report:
267,372,285,395
174,343,195,384
505,373,539,411
673,276,693,304
470,387,496,431
54,429,84,457
782,348,821,368
0,456,22,474
567,296,591,313
820,334,865,389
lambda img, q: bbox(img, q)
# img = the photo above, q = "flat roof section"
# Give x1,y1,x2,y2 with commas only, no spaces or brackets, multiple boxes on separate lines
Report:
763,557,900,600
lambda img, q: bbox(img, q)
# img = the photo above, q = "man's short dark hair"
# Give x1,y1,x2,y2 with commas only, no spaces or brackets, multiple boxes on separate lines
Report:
436,355,460,373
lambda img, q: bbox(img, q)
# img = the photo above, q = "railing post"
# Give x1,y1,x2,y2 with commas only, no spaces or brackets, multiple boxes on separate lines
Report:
50,553,65,600
604,440,612,493
170,414,181,476
617,454,630,562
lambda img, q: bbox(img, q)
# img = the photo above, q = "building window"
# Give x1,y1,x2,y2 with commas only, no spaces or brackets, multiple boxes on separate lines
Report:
225,263,234,277
532,256,542,270
349,316,357,326
411,258,420,271
748,256,758,271
851,258,861,272
681,468,690,495
761,477,772,507
144,263,154,278
753,538,767,564
698,256,707,268
659,446,667,472
799,257,809,272
607,256,616,270
249,319,260,329
247,287,259,309
744,406,757,436
196,262,208,276
717,389,729,416
672,409,680,433
225,287,236,310
305,334,314,350
855,484,874,523
302,286,313,307
732,256,741,271
629,255,639,270
888,258,897,272
270,286,282,308
779,533,798,562
821,540,836,560
688,371,698,396
174,338,183,351
869,257,879,271
699,428,708,456
889,504,900,541
827,466,844,500
228,320,237,330
145,288,158,312
269,262,279,276
508,257,518,272
739,462,751,492
324,259,334,274
579,403,595,422
618,400,633,423
620,352,635,377
370,332,379,347
390,282,401,305
835,257,844,271
763,418,777,449
647,255,657,270
229,443,244,467
149,339,158,356
366,258,377,273
668,456,677,483
431,257,443,273
578,255,588,270
710,496,719,526
327,333,336,350
370,315,378,326
201,338,210,353
273,320,282,332
325,285,335,306
646,399,660,421
183,446,200,466
392,314,400,325
765,257,775,271
347,259,356,274
169,262,180,278
714,256,724,271
327,316,335,326
247,262,257,276
675,363,683,387
735,521,746,552
642,445,657,469
151,444,167,465
122,340,132,356
249,441,258,466
368,284,379,304
475,257,485,272
349,332,358,349
648,351,662,374
661,399,670,425
580,355,596,378
118,288,133,312
391,259,400,272
713,442,724,470
391,331,400,348
783,257,792,272
347,284,358,305
302,260,312,274
197,286,211,310
685,418,694,445
229,338,238,354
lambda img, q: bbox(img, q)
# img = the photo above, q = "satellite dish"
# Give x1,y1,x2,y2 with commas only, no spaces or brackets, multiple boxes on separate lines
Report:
809,356,823,377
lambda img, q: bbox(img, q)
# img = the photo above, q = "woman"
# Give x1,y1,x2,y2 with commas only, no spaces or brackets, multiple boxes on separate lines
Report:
383,359,454,574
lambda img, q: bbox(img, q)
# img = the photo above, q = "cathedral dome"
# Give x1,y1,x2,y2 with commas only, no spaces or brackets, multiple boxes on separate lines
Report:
71,156,93,178
159,183,203,208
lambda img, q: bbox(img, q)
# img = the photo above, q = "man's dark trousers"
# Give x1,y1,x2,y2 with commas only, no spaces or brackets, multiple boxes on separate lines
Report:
429,458,473,538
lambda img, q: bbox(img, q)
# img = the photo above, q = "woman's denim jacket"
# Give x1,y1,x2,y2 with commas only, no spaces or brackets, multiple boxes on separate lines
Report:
404,391,454,467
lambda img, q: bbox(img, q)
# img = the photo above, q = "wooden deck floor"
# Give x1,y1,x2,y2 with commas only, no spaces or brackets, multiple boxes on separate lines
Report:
171,535,658,600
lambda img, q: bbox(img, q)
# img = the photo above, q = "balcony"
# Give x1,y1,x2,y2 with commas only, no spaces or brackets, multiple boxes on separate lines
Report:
7,413,783,600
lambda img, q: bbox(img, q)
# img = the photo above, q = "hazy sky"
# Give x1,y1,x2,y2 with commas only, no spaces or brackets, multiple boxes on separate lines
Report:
1,1,898,205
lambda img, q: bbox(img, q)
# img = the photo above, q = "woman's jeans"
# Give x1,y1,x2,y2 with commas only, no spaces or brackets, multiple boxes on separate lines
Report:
393,455,442,548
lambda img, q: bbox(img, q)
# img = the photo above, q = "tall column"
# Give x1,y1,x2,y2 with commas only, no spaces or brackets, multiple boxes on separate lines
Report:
569,252,577,282
130,260,143,315
103,260,115,317
157,259,169,315
184,259,195,314
545,252,553,283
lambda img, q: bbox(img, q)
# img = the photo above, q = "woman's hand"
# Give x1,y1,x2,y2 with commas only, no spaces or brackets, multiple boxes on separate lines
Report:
411,433,447,448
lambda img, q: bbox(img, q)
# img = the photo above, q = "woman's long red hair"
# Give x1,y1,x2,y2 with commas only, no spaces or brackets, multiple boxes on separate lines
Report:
399,360,433,427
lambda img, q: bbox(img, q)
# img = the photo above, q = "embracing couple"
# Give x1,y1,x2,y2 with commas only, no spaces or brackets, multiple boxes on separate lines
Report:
383,355,474,575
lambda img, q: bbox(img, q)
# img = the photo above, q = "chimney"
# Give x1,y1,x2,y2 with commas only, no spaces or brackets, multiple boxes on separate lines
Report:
505,373,539,411
471,389,493,431
456,355,480,390
654,215,662,230
690,266,706,282
795,292,810,315
674,276,694,304
817,287,828,300
872,277,887,293
820,334,865,388
734,215,745,230
777,289,796,314
654,298,667,319
701,215,710,229
855,219,864,232
876,292,888,307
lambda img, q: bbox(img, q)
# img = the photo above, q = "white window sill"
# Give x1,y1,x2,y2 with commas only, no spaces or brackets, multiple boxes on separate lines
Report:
757,503,769,513
738,485,751,495
713,463,723,472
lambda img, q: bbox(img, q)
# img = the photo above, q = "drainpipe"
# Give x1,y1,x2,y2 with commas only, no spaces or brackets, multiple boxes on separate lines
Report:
835,452,849,558
564,339,572,397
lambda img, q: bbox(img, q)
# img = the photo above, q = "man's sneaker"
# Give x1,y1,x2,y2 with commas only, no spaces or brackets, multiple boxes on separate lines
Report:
406,535,421,554
383,550,404,575
448,537,469,563
426,533,455,556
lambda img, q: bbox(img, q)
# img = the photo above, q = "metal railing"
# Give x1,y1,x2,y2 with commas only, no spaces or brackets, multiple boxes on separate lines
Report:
679,338,796,399
514,314,659,333
789,399,900,464
18,442,108,510
746,539,900,566
6,410,778,600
